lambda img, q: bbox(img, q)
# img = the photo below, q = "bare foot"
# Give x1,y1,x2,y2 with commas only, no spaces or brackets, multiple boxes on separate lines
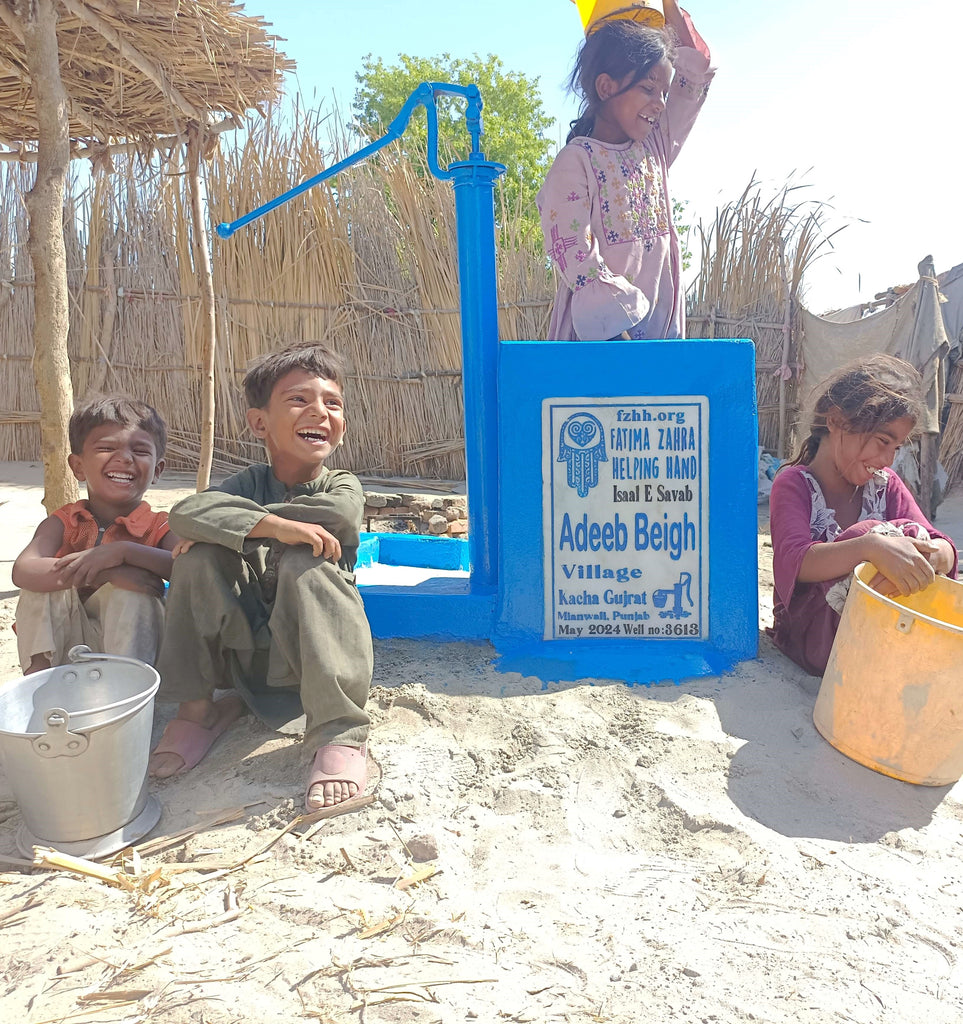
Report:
305,744,368,810
149,694,246,778
25,654,51,675
309,777,358,808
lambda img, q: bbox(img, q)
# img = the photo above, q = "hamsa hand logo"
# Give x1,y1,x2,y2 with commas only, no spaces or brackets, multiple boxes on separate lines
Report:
558,412,607,497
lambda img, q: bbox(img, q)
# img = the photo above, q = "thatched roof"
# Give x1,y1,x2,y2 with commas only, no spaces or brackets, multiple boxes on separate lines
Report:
0,0,293,153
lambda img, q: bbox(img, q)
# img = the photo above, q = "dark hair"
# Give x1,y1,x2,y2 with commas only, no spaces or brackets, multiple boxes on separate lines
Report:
243,343,346,409
566,20,676,143
69,395,167,458
786,354,925,467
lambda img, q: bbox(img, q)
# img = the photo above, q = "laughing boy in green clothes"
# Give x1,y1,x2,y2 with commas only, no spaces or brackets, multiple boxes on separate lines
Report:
149,344,373,810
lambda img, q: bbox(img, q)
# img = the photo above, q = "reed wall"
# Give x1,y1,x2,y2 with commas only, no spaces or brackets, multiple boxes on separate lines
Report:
1,125,813,480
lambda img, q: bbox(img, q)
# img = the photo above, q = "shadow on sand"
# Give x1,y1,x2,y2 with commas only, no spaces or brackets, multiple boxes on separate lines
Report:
711,637,951,842
372,634,954,845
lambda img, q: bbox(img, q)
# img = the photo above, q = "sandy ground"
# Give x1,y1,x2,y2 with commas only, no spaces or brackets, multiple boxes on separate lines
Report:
1,460,963,1024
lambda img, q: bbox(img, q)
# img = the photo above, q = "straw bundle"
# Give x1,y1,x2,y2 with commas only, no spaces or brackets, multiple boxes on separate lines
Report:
686,178,841,453
0,0,293,150
0,160,47,459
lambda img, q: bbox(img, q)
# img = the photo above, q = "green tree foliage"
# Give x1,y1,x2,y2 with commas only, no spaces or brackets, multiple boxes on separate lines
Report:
673,198,692,272
352,53,555,240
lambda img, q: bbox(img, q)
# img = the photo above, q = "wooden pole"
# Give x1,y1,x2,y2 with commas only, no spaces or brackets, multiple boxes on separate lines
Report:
18,0,77,512
920,433,936,520
776,243,792,460
187,128,217,491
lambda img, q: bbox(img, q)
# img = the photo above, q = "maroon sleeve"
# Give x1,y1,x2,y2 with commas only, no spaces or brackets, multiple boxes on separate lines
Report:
769,466,818,608
884,470,958,578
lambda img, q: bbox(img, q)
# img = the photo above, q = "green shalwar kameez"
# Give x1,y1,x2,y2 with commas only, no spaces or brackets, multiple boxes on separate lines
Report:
155,463,372,751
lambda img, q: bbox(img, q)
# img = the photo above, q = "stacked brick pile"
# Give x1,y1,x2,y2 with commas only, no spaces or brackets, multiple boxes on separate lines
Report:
362,492,468,538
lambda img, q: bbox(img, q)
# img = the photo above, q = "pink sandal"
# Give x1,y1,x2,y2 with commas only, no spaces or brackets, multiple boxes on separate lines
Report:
149,694,245,777
305,744,368,811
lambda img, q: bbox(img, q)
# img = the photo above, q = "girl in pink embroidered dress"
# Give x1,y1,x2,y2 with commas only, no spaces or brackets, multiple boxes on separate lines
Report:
537,1,713,342
769,355,958,677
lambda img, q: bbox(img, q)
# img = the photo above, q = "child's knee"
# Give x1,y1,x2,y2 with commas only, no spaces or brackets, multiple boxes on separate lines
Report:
275,546,350,605
16,587,80,617
277,543,332,581
102,584,161,613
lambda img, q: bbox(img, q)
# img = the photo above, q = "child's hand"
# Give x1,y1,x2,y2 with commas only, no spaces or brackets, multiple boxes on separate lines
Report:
95,564,166,597
171,538,196,558
865,533,937,596
54,544,127,589
264,516,342,561
920,537,957,575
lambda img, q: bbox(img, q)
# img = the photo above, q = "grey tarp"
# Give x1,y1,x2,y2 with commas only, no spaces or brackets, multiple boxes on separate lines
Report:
798,255,949,434
937,261,963,354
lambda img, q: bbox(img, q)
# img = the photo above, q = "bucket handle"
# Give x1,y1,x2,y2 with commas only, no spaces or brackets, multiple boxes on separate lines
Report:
31,708,90,759
56,645,161,721
58,691,155,720
68,645,158,673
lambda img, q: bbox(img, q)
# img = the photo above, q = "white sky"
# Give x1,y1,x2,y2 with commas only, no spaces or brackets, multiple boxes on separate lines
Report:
256,0,962,313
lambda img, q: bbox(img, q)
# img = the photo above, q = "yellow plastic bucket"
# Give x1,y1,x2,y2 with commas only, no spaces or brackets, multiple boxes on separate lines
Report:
814,562,963,785
571,0,665,35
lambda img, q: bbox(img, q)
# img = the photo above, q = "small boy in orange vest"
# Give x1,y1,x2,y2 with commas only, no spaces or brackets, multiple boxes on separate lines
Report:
12,395,176,673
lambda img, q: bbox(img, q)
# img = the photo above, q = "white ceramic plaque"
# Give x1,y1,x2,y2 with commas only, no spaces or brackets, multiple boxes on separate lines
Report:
542,396,709,641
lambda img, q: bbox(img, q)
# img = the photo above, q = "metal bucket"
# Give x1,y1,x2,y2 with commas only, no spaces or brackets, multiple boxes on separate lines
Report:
0,646,161,853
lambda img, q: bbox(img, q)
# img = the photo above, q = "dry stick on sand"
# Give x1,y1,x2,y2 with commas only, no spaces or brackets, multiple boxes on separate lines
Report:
132,805,251,858
395,864,440,891
0,894,41,929
54,954,113,977
348,977,498,1012
32,848,131,888
77,989,155,1004
152,886,242,941
30,999,149,1024
175,793,378,878
55,945,172,979
28,797,373,942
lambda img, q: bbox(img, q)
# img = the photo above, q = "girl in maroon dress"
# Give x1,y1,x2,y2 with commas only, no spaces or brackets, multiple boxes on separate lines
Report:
769,354,957,676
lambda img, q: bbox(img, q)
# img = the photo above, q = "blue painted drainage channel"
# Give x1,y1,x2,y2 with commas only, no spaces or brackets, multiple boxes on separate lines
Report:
356,533,496,642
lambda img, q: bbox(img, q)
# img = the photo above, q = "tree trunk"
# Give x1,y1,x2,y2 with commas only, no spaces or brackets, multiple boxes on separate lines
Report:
187,129,217,492
19,0,76,513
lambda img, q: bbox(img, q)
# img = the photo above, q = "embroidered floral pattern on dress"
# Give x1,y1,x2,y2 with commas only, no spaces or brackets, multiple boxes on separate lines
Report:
547,224,578,272
675,74,710,101
626,320,647,340
574,139,669,251
801,468,889,543
572,262,610,291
